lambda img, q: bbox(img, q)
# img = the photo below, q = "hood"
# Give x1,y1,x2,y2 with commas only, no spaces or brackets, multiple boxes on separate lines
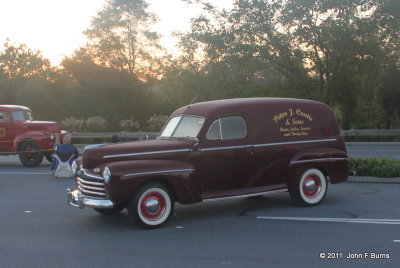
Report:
82,138,196,169
22,121,61,133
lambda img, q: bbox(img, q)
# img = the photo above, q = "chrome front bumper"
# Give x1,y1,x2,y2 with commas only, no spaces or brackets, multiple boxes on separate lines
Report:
67,189,115,209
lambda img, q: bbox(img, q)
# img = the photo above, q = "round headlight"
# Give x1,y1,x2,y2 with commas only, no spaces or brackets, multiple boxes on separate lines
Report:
103,167,111,183
71,161,77,174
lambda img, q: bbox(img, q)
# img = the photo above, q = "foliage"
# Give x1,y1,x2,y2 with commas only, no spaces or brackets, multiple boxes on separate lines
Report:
119,117,140,131
60,55,155,129
85,116,107,131
169,0,400,128
61,117,86,132
0,40,56,104
82,0,170,80
0,40,53,80
378,66,400,128
61,116,107,132
349,157,400,178
146,114,168,132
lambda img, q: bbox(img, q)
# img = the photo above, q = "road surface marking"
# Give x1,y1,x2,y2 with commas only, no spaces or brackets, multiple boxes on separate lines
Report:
257,216,400,225
394,240,400,243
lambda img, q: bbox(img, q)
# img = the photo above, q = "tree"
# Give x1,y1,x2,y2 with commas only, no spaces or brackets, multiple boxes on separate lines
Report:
61,53,154,129
83,0,169,80
172,0,399,128
379,66,400,128
0,40,55,104
0,40,52,79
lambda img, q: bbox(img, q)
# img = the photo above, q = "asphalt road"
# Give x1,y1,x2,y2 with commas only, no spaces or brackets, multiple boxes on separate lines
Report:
0,157,400,267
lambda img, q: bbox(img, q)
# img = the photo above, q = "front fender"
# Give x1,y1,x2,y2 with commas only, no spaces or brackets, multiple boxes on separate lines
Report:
14,131,55,152
287,147,349,191
103,160,200,205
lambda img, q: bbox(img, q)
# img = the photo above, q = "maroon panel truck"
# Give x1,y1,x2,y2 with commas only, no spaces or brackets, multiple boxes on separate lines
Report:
67,98,350,229
0,105,64,167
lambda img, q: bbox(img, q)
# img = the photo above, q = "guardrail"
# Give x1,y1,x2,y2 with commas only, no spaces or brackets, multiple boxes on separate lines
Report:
69,129,400,141
341,129,400,136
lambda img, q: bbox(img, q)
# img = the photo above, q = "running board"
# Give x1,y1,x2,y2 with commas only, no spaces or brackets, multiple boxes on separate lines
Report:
203,188,288,202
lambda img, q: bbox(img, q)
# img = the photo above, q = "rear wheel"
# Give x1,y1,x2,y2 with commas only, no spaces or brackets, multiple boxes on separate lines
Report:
290,168,327,206
128,182,174,229
93,205,124,215
18,140,44,167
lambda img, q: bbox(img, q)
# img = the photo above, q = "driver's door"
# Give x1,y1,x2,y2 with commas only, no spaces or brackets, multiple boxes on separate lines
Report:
199,115,254,199
0,110,12,152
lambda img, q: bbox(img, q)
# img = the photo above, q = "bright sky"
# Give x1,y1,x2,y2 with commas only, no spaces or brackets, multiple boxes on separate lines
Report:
0,0,233,65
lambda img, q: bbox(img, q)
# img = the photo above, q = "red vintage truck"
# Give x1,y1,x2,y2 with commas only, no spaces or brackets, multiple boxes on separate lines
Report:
0,105,64,167
67,98,350,229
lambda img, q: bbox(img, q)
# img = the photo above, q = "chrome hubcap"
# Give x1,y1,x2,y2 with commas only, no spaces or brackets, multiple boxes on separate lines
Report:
302,174,321,198
145,198,160,214
305,179,317,194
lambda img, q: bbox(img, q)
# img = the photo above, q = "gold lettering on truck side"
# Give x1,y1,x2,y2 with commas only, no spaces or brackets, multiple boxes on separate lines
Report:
272,108,313,137
273,112,288,124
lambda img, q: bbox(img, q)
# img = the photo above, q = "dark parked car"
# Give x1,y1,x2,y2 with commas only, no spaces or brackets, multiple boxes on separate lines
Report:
67,98,349,228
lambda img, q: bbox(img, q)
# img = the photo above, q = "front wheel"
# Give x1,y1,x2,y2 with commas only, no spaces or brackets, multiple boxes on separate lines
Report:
18,140,44,167
128,182,174,229
290,168,327,206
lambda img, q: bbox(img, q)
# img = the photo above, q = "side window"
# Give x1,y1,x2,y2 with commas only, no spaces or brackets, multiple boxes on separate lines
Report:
206,119,221,140
12,110,32,121
0,111,10,122
206,116,247,140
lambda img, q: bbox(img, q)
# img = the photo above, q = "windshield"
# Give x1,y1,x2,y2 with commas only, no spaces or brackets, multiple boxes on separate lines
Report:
12,110,33,121
160,115,205,138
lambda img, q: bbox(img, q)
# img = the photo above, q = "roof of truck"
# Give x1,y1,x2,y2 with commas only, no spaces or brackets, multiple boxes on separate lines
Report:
0,105,31,111
172,97,327,117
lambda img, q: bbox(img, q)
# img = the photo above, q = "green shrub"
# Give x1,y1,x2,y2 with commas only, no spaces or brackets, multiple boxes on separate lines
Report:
349,157,400,178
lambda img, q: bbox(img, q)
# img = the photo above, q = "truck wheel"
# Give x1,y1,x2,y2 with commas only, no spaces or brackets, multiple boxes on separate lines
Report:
18,141,44,167
289,168,327,206
93,205,124,215
128,182,174,229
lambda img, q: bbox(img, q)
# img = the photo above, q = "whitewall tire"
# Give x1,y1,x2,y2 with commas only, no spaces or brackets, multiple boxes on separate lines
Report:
290,168,327,206
129,182,174,229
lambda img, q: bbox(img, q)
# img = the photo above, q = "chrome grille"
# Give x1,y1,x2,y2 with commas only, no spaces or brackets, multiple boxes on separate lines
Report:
76,169,106,197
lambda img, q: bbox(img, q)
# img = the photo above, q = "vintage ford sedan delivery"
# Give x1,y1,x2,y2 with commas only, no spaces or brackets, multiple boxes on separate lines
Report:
67,98,349,228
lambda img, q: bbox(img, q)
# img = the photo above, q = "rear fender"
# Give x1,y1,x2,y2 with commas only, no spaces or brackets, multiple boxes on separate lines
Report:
287,147,349,191
102,160,200,205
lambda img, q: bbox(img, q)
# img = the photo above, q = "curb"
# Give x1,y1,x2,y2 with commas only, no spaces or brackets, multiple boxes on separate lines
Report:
347,176,400,184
